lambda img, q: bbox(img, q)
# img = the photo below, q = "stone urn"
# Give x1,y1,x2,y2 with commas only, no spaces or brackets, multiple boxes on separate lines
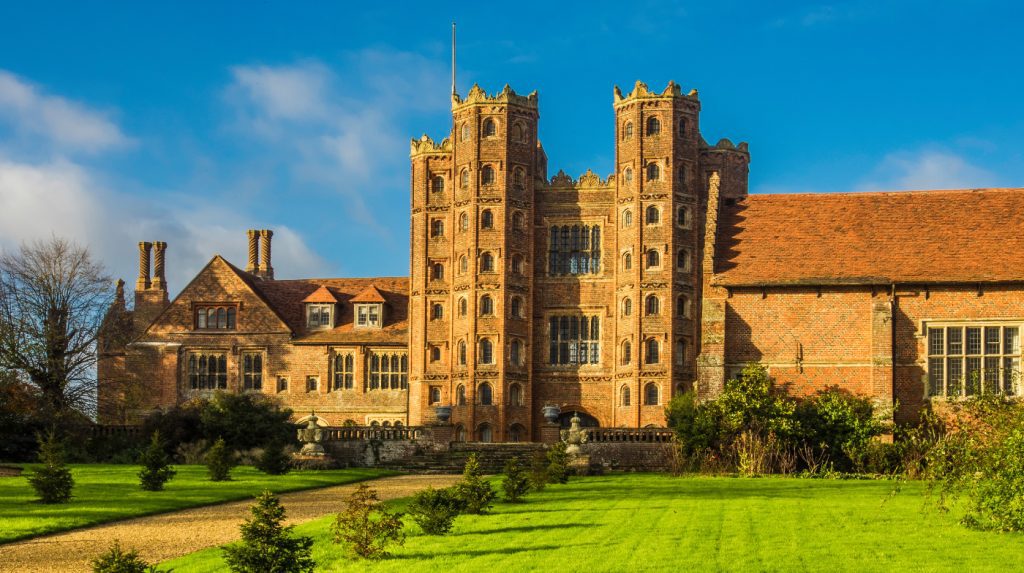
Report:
542,404,561,424
296,411,326,457
435,405,452,424
564,412,588,456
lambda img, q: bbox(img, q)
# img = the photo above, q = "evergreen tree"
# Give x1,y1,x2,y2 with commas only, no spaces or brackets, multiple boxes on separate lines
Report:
255,440,291,475
547,442,570,484
528,450,549,491
502,456,530,503
454,453,496,514
138,430,176,491
406,486,462,535
205,437,235,481
222,490,315,573
90,540,165,573
28,429,74,503
331,484,405,559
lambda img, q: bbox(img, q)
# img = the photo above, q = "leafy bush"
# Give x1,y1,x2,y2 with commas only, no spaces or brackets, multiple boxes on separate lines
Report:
795,388,885,472
256,441,292,475
222,490,315,573
174,440,209,465
454,454,496,514
205,437,235,482
143,393,294,455
138,430,176,491
528,451,549,491
546,442,570,484
406,486,462,535
91,540,164,573
502,456,530,502
331,484,405,559
29,429,74,503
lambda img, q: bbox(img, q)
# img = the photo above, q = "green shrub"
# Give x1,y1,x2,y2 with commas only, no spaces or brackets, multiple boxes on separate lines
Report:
528,451,549,491
221,490,314,572
546,442,570,484
138,430,176,491
90,540,164,573
205,437,235,482
331,484,405,559
502,456,530,502
29,429,74,503
255,441,292,475
455,453,496,514
406,486,462,535
143,393,294,455
795,388,884,472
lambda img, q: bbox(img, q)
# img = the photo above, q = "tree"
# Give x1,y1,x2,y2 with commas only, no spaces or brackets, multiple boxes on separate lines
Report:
528,450,549,491
29,429,74,503
205,437,235,481
406,486,462,535
91,540,165,573
454,453,496,514
255,440,292,475
546,442,570,484
222,490,315,573
502,456,530,503
138,430,176,491
0,237,113,422
331,484,405,559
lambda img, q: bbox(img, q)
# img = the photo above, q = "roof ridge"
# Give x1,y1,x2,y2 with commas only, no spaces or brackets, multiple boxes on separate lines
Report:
746,187,1024,199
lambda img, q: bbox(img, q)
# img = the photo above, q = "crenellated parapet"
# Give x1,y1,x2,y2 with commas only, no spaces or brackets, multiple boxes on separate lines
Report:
409,134,452,157
700,137,750,156
544,168,616,190
452,83,538,111
613,80,699,107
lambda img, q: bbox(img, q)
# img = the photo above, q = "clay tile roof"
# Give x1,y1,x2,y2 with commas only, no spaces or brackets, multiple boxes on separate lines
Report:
713,188,1024,286
301,285,338,304
349,285,387,303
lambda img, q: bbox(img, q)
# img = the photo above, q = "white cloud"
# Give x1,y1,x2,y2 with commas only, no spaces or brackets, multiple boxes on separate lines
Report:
0,70,130,152
229,62,332,122
856,149,1000,191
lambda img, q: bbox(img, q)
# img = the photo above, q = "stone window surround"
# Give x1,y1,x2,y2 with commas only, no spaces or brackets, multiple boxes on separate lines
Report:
923,320,1023,398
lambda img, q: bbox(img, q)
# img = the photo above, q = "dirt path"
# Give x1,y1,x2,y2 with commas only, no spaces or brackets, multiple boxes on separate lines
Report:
0,474,459,573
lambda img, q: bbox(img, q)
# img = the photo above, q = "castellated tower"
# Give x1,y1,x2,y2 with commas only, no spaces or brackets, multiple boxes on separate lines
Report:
409,85,540,441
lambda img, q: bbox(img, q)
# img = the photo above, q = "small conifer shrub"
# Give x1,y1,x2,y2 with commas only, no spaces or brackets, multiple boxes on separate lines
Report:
29,429,74,504
138,430,176,491
90,540,164,573
546,442,570,484
205,437,235,482
455,453,496,514
221,490,315,573
502,456,530,502
331,484,405,559
528,450,549,491
255,440,292,475
406,486,462,535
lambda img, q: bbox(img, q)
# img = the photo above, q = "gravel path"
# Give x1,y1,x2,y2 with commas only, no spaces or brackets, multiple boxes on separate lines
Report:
0,474,459,573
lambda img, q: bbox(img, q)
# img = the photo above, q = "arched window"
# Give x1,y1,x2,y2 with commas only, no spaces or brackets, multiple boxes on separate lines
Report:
509,423,525,442
644,382,659,405
622,209,632,227
624,167,633,184
429,386,441,404
455,424,467,441
477,423,493,442
456,384,466,406
677,295,690,318
478,383,493,406
510,340,522,366
480,252,495,272
430,346,441,362
645,339,660,364
431,303,443,320
622,297,632,316
460,169,469,189
480,295,494,316
646,163,660,181
646,294,660,316
430,219,444,238
621,385,631,406
481,209,494,229
677,249,690,271
458,340,467,365
460,122,470,141
646,205,660,224
646,116,661,136
382,421,391,427
513,167,525,188
512,211,524,229
510,296,523,318
431,175,444,193
512,122,525,142
623,252,632,271
431,262,444,280
677,118,687,138
459,255,468,275
675,339,686,365
459,212,469,231
458,297,467,316
481,165,495,186
677,206,688,227
479,338,494,364
646,249,660,269
622,341,632,365
482,118,497,137
509,383,523,406
623,121,634,140
511,255,524,275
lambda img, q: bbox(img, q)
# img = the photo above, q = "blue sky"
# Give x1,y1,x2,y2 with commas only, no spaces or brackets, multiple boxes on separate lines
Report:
1,1,1022,294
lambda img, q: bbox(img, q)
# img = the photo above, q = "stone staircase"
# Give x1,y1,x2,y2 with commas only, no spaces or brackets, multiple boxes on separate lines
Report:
379,442,547,474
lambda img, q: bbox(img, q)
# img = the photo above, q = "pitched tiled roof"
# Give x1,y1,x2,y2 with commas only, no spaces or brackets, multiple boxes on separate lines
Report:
350,285,387,303
248,276,409,344
713,188,1024,286
301,285,339,303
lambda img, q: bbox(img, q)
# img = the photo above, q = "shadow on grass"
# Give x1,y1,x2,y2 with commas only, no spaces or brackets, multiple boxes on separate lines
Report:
452,523,588,536
394,542,601,560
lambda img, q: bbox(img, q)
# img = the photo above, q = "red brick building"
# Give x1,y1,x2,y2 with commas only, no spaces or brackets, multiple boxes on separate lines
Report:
98,81,1024,437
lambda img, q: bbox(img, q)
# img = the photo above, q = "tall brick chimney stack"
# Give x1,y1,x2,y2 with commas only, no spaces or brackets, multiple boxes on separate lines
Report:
152,241,167,291
136,242,152,291
246,229,259,274
133,240,171,333
258,229,274,280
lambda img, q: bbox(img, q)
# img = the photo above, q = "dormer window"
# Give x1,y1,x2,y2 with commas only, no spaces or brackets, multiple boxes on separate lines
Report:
306,303,334,329
356,303,382,329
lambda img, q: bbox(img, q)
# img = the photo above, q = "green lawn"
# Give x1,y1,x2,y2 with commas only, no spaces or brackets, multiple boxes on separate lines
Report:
0,464,391,543
164,474,1024,573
